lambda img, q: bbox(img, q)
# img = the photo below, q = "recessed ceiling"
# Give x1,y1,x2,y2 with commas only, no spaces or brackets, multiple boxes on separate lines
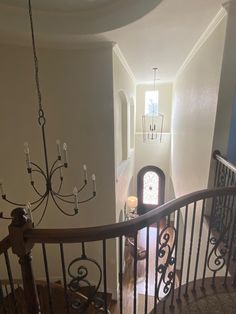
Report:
0,0,224,83
0,0,122,13
0,0,162,34
102,0,224,83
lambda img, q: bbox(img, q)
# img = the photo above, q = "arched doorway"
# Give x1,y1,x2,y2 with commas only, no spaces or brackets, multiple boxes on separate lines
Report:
137,166,165,215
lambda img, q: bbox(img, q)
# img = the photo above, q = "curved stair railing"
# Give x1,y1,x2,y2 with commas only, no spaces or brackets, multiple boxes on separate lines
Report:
212,150,236,261
0,186,236,313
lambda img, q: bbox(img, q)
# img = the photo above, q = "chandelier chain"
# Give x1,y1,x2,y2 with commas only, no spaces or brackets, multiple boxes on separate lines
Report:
28,0,44,118
0,0,97,223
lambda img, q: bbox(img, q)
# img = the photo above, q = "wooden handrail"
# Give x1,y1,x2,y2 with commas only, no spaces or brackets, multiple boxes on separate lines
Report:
25,186,236,244
213,150,236,174
0,236,11,255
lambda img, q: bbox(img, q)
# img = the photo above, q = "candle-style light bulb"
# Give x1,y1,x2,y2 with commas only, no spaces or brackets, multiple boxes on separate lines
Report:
83,164,88,183
56,139,61,160
0,181,5,197
63,143,68,167
92,174,96,195
24,142,31,169
73,186,79,213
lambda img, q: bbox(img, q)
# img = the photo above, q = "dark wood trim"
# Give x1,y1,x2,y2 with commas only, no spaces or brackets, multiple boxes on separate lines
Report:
25,186,236,244
19,253,41,314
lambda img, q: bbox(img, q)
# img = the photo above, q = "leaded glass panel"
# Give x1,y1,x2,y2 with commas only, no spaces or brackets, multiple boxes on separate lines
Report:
143,171,159,205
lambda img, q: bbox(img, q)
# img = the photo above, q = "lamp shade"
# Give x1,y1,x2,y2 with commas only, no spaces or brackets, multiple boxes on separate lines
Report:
127,196,138,209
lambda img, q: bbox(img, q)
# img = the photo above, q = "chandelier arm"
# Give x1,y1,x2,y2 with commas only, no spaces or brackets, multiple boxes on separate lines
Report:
49,158,61,176
31,182,45,198
0,212,11,220
52,194,74,205
30,163,47,180
52,180,87,198
3,197,27,207
55,178,63,195
77,182,87,193
35,194,49,226
50,191,77,216
50,164,65,180
31,194,47,212
51,190,73,198
78,194,96,204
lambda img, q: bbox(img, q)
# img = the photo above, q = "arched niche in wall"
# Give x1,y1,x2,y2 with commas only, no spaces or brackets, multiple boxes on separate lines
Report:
129,97,135,150
119,90,129,161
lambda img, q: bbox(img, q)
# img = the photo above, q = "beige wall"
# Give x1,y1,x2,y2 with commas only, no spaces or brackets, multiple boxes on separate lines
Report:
0,43,118,295
135,83,174,202
171,17,227,198
112,48,136,221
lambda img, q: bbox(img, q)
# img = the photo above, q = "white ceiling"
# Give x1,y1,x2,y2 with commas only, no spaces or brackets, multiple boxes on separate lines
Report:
0,0,117,12
101,0,224,83
0,0,224,83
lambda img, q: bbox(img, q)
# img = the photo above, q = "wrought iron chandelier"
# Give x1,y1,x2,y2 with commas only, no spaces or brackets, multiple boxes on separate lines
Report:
0,0,96,225
142,67,164,143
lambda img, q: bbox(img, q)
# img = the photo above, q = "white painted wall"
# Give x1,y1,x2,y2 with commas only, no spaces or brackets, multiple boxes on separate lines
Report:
171,17,227,198
135,83,174,202
0,43,118,295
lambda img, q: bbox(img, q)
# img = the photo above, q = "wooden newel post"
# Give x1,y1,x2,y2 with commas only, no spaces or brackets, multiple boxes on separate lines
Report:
9,207,40,314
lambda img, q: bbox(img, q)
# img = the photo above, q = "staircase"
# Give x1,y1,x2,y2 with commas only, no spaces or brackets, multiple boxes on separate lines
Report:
0,150,236,314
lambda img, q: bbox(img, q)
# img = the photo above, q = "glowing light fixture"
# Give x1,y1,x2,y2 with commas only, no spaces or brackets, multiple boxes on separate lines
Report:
142,67,164,143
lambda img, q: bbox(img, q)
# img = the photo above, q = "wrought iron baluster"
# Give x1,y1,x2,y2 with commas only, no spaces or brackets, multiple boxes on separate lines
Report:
202,196,216,289
59,243,70,314
177,205,188,301
144,226,150,314
214,159,220,187
170,209,180,308
4,285,10,311
207,192,233,287
226,168,231,187
0,279,7,314
102,240,108,313
4,252,18,314
153,220,160,314
119,236,123,314
67,242,103,312
193,199,205,292
167,214,171,226
224,195,236,285
184,201,197,296
133,232,138,314
42,244,54,314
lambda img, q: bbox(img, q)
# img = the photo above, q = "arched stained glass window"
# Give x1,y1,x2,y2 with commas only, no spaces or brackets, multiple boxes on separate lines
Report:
137,166,165,215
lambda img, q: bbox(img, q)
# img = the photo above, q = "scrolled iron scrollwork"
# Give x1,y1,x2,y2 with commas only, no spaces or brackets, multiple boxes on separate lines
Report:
207,200,233,273
216,165,228,188
156,225,176,302
67,245,104,313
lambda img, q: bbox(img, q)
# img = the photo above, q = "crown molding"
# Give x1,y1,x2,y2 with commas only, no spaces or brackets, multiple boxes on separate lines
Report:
113,44,136,84
175,7,226,79
223,0,236,12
